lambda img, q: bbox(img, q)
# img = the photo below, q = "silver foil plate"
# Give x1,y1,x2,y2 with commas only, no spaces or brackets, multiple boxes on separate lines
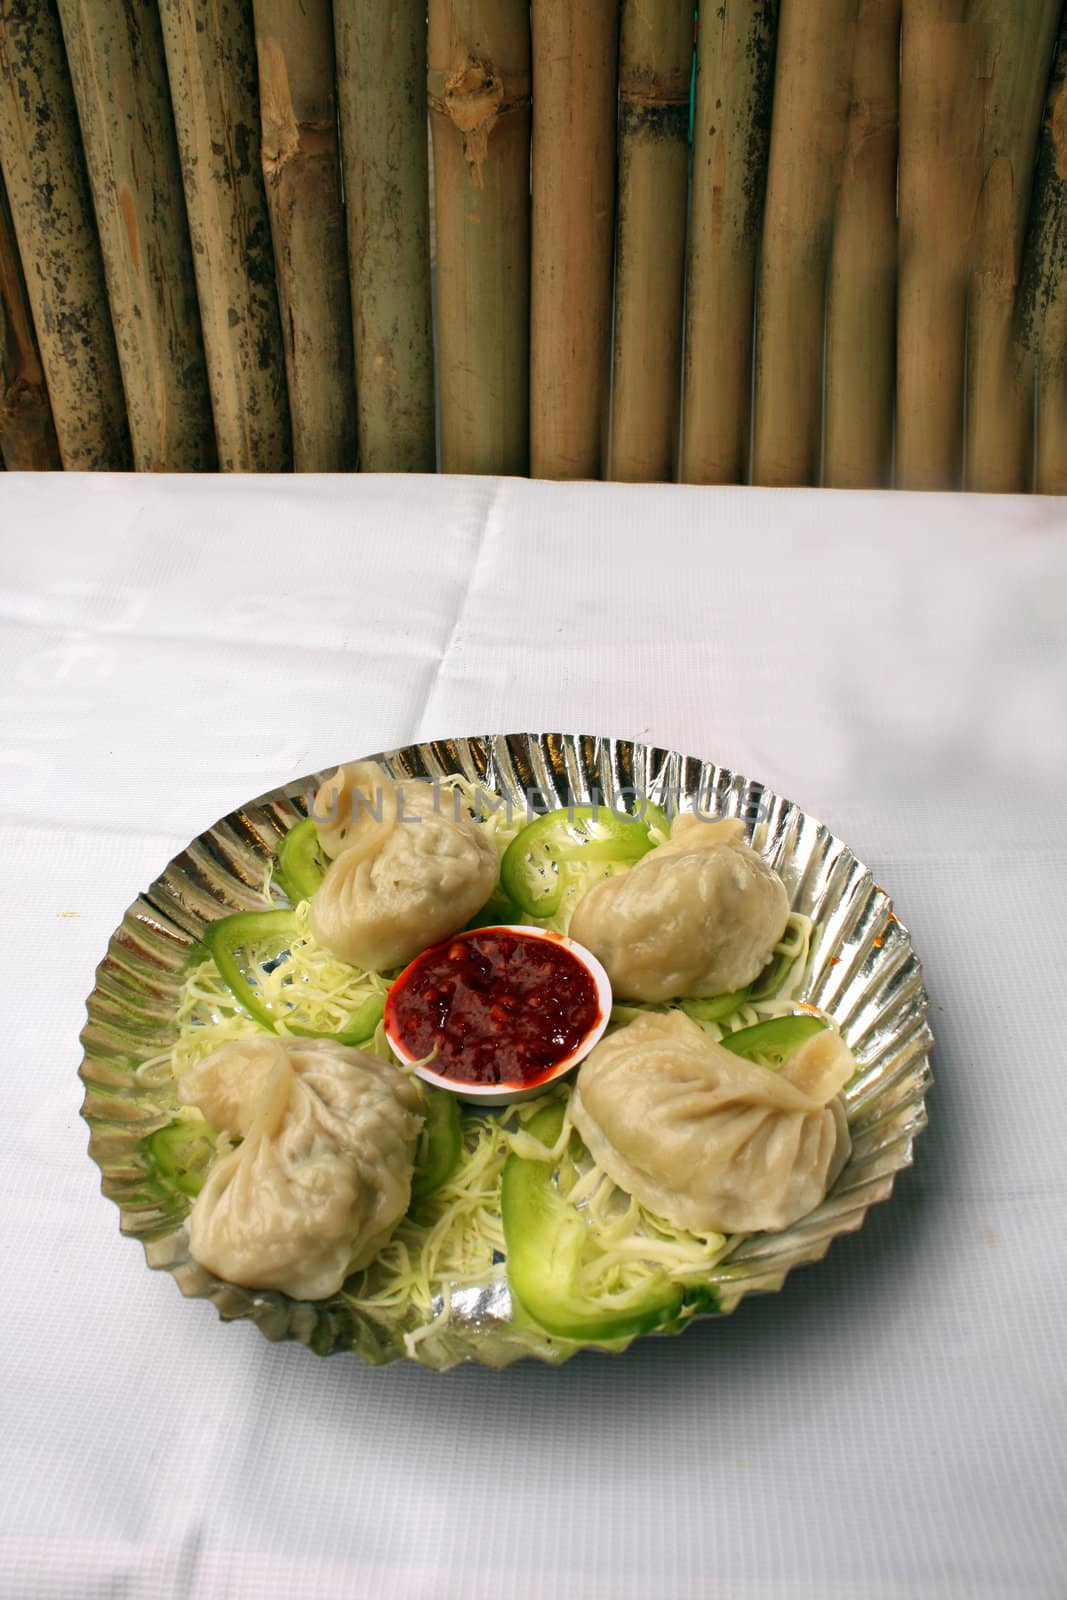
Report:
79,733,932,1369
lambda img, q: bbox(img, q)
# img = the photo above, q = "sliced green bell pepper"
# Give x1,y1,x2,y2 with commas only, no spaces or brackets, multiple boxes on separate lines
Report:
640,799,672,837
142,1116,217,1199
719,1013,827,1068
204,910,300,1030
609,1003,659,1028
502,1102,684,1342
327,993,387,1046
204,910,383,1044
275,816,328,903
500,804,661,918
410,1090,463,1205
680,988,750,1024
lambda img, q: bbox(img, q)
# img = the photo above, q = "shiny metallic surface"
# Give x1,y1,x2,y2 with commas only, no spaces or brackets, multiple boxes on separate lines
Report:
79,734,933,1369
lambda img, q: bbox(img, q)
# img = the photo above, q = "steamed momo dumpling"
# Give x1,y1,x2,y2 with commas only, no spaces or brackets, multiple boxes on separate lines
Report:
178,1036,423,1300
571,1011,853,1235
312,761,397,863
309,762,497,971
568,814,789,1002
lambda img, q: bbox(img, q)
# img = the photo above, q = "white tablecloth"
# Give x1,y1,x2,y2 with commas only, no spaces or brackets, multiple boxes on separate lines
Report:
1,474,1065,1599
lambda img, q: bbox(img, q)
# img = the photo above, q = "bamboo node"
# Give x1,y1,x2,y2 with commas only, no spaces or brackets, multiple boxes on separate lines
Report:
262,122,336,177
257,36,336,179
429,58,530,189
846,97,898,157
618,67,691,106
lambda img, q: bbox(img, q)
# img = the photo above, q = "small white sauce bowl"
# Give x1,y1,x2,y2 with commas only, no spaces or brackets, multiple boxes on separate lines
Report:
385,924,613,1106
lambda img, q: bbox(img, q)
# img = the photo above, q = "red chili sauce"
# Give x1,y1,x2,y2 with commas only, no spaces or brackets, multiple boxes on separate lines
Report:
386,929,601,1087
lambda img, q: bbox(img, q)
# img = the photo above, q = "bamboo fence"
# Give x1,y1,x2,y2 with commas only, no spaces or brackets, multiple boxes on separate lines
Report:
429,0,531,476
609,0,692,483
964,0,1060,493
335,0,434,472
823,0,899,489
897,3,981,490
0,1,1064,493
158,0,291,472
0,0,130,469
681,1,778,487
55,0,213,470
752,0,860,487
530,0,618,480
1021,10,1067,496
0,169,60,470
255,0,357,472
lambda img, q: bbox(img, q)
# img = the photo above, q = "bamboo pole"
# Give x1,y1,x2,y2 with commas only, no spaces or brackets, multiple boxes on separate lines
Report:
0,0,130,470
751,0,859,487
429,0,531,475
823,0,899,488
1019,16,1067,496
336,0,435,472
609,0,693,483
253,0,357,472
158,0,291,472
530,1,618,480
964,0,1060,493
681,1,778,486
55,0,214,470
0,169,60,470
896,4,982,490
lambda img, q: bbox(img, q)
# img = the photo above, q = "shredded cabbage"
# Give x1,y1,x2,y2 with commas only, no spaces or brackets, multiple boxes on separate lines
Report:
503,1096,730,1298
343,1108,512,1346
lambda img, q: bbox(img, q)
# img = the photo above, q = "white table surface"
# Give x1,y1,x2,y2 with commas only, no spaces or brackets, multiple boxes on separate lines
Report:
1,473,1065,1600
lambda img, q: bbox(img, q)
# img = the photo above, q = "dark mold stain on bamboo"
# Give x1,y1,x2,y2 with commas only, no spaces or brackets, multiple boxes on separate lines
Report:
618,100,689,141
0,0,132,467
1019,18,1067,342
